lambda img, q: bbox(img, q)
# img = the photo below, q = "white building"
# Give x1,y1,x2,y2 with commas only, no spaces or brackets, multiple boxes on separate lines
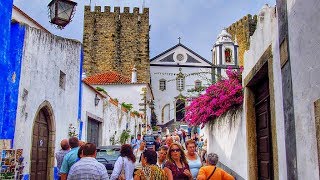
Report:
13,26,82,179
242,3,320,179
83,71,153,134
81,81,144,146
151,39,238,126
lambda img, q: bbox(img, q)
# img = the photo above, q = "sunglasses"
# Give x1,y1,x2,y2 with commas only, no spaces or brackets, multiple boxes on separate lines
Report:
170,148,181,153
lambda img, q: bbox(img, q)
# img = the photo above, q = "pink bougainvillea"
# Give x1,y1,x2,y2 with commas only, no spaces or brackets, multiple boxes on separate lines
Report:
185,67,243,127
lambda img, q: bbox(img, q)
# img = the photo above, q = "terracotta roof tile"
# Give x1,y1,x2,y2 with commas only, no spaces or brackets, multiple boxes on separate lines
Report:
83,71,131,85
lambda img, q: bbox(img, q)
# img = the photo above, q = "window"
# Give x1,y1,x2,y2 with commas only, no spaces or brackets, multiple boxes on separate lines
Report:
195,80,202,89
177,77,185,91
159,79,166,91
225,48,232,63
59,70,66,90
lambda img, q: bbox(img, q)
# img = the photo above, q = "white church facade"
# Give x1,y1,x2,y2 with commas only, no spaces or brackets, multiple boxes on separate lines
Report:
150,30,239,126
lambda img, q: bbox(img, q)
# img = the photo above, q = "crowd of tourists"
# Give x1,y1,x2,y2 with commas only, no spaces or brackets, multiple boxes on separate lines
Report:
55,129,234,180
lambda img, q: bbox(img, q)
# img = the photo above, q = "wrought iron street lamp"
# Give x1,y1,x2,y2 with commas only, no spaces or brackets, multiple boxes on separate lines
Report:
48,0,77,29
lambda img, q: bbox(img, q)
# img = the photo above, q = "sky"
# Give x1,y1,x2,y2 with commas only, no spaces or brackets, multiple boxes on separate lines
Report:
13,0,276,60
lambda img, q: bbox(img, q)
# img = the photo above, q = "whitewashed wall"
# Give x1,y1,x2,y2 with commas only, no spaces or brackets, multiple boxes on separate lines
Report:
81,84,104,144
11,6,48,32
93,84,152,127
150,66,212,124
243,5,289,179
287,0,320,178
81,83,144,146
204,108,247,179
102,100,142,145
13,26,81,175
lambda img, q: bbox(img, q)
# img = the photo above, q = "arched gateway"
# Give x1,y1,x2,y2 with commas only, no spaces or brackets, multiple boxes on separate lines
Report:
30,101,55,179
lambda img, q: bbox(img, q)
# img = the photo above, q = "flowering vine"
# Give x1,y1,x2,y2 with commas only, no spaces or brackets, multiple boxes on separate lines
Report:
185,67,243,127
68,123,78,137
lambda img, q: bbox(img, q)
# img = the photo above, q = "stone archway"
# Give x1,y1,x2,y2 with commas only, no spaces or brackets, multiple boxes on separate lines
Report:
30,101,55,180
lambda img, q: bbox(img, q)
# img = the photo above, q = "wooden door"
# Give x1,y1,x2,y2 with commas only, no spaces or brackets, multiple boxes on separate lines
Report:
30,109,49,180
87,118,100,146
254,79,273,180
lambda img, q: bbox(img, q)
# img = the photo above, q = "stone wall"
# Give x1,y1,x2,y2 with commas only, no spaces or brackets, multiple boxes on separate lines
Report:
226,14,257,66
83,6,150,83
204,107,247,179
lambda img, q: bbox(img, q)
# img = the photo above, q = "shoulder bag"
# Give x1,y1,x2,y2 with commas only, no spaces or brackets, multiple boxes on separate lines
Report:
118,157,126,180
207,166,217,180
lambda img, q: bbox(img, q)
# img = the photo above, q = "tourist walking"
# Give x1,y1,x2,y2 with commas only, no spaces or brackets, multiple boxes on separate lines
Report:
131,134,142,150
182,129,187,143
165,136,173,148
157,146,168,169
134,150,167,180
197,139,204,155
185,140,202,179
165,127,170,136
164,143,193,180
200,139,207,163
110,144,136,180
134,141,146,171
55,139,70,180
60,137,80,180
155,136,161,151
197,153,234,180
67,143,109,180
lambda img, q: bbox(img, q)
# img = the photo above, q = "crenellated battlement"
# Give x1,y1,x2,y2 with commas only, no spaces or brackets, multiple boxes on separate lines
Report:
225,14,257,66
84,6,149,16
227,14,257,35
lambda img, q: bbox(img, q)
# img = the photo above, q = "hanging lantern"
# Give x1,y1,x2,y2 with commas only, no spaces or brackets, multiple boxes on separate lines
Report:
48,0,77,29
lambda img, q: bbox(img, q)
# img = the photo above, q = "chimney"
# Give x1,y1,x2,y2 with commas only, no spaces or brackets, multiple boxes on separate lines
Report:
82,71,87,80
131,66,137,83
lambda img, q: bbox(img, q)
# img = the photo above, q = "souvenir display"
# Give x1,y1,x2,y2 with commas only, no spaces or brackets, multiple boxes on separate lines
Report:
0,149,16,180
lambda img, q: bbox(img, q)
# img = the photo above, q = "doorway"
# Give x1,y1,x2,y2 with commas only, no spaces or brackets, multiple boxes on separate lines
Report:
30,109,49,180
253,77,273,180
87,117,101,146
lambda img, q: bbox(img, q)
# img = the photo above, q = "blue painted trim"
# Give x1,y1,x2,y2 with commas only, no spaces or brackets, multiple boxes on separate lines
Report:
79,121,83,140
0,0,14,143
1,23,25,144
78,47,84,140
54,166,59,180
23,174,29,180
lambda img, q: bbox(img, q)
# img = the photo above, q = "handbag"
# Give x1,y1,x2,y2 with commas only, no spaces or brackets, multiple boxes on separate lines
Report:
118,157,126,180
207,166,217,180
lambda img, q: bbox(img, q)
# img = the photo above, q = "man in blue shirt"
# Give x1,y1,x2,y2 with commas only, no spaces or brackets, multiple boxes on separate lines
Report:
131,134,142,150
60,137,80,180
55,139,70,179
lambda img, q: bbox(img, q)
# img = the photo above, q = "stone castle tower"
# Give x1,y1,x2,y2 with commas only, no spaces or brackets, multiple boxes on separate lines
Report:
83,6,150,83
